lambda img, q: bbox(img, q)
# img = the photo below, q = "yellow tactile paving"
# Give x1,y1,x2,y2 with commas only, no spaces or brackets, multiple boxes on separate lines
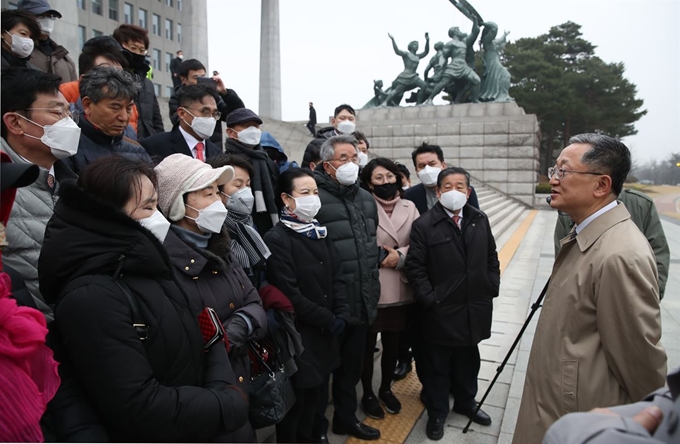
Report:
498,210,537,276
344,210,538,444
346,368,424,444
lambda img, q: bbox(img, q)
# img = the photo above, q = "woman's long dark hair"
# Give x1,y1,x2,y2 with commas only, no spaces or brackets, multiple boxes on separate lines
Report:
78,156,157,211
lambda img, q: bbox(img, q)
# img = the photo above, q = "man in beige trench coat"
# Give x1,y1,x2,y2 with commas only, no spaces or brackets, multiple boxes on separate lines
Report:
512,134,667,444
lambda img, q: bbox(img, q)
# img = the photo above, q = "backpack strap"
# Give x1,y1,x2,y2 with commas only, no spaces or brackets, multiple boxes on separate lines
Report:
58,274,149,341
111,279,149,341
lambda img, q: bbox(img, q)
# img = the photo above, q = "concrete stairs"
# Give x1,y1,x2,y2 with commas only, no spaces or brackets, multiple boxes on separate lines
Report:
476,185,528,239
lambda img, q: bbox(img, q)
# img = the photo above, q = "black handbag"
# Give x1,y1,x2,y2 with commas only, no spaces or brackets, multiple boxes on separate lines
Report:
247,341,296,429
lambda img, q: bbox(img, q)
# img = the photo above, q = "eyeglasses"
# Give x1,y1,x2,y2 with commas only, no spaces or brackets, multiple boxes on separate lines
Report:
182,107,222,120
24,106,78,123
548,167,604,180
126,45,148,55
329,156,359,165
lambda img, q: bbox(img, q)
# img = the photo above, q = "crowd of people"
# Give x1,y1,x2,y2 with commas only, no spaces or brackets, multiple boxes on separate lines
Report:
0,2,675,443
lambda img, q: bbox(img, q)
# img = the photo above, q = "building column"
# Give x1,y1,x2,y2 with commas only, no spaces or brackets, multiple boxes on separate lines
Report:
258,0,281,120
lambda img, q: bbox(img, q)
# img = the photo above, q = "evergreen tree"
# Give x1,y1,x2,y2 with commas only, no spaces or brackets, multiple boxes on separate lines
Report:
503,22,646,173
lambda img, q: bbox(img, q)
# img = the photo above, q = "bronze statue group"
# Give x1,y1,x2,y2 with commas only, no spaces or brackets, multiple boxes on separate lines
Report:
364,0,513,108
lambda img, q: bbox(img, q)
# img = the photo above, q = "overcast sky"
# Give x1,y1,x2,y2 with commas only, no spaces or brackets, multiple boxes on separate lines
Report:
206,0,680,165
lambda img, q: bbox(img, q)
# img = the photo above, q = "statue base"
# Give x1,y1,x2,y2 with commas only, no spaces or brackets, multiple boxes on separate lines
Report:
356,102,539,208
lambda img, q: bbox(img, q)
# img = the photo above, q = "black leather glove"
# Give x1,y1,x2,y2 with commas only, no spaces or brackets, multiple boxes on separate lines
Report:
225,315,249,350
329,318,346,336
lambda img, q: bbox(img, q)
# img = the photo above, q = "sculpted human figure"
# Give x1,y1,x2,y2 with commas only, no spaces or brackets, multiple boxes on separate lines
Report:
380,32,430,107
479,22,513,102
424,16,480,105
424,41,447,83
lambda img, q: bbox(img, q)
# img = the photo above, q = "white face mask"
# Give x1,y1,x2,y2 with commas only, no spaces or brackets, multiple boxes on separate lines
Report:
186,200,228,234
289,195,321,222
138,210,170,243
225,186,254,215
178,54,184,60
330,160,359,186
237,127,262,146
440,189,468,212
19,115,81,159
418,165,442,187
38,17,56,35
336,120,356,134
5,31,34,58
358,151,369,167
182,108,216,140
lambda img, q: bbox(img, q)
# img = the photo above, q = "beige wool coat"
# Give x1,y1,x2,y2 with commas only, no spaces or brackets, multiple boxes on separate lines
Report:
513,203,667,444
375,197,419,307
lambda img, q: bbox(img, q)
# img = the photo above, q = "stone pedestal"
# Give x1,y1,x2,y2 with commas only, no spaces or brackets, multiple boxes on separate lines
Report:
356,102,540,207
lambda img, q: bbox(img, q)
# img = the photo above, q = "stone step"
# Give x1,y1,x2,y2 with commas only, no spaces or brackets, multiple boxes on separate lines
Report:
492,205,527,239
483,197,511,220
488,201,522,231
479,195,506,210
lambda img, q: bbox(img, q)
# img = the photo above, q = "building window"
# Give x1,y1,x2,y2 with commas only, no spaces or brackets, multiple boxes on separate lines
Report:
177,0,182,11
78,25,87,49
124,3,133,24
138,8,147,29
77,0,86,10
108,0,118,20
153,83,161,96
165,85,173,98
93,29,103,38
165,52,172,72
177,23,182,44
165,19,173,40
91,0,102,15
152,14,160,36
152,49,161,71
165,0,173,6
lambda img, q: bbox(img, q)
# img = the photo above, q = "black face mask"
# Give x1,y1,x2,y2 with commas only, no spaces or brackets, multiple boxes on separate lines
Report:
124,50,150,73
373,182,398,200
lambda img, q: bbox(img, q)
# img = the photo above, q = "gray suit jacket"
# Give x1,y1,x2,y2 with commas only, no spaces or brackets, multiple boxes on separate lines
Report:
543,368,679,443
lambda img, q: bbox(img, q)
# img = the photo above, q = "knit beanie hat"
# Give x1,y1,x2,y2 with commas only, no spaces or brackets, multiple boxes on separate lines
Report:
155,154,234,222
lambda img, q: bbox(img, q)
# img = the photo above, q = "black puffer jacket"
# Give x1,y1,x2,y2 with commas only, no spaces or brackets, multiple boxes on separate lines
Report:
303,126,335,160
264,223,350,388
39,184,249,442
135,76,165,140
67,116,151,175
163,226,266,442
313,169,380,326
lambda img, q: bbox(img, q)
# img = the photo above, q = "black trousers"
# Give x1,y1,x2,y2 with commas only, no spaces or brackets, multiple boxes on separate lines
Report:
419,342,480,419
314,324,369,434
277,383,324,443
397,309,414,365
306,121,317,137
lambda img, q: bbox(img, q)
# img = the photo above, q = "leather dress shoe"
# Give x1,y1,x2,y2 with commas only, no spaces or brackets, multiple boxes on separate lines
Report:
393,361,412,381
311,433,328,444
332,421,381,440
452,402,492,426
426,417,445,440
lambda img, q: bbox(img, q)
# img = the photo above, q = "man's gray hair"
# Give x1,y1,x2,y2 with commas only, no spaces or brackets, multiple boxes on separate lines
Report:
320,134,358,162
79,66,141,103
